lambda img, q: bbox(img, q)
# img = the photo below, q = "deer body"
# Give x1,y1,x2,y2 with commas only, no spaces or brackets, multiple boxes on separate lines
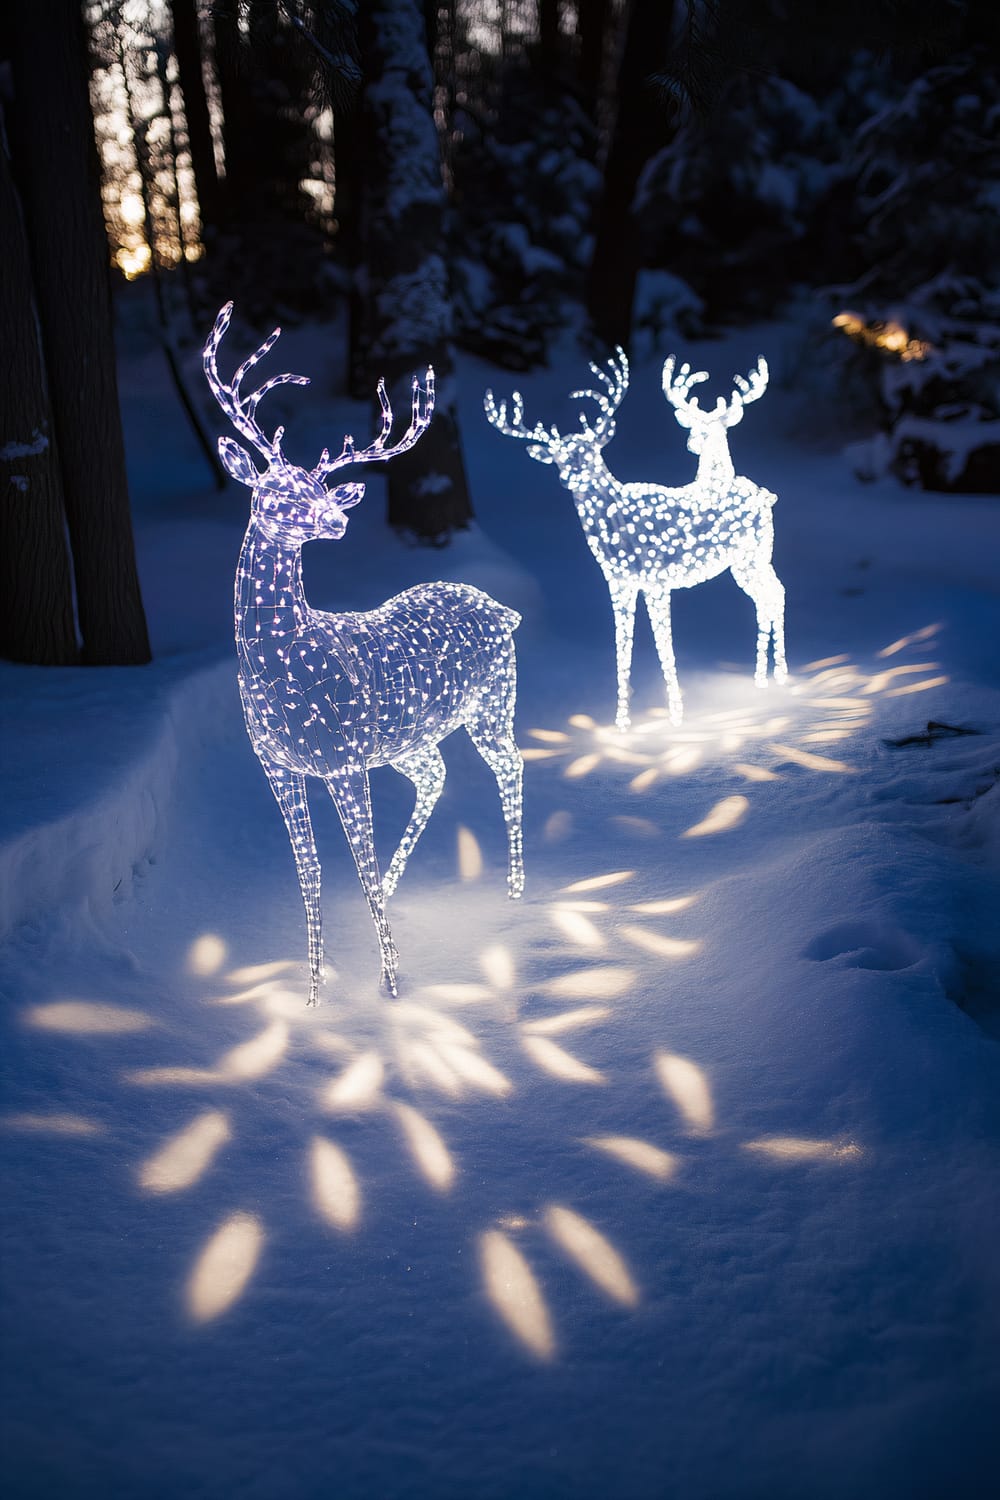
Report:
236,533,516,771
486,351,786,729
207,303,523,1004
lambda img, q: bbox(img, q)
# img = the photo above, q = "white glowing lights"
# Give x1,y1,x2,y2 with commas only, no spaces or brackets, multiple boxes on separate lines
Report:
486,350,787,729
205,302,524,1004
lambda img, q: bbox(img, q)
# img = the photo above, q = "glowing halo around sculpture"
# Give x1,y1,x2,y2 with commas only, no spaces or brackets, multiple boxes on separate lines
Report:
204,302,524,1005
485,350,787,730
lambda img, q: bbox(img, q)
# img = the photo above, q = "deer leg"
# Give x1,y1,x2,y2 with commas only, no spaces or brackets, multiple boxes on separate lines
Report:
607,577,639,732
769,569,788,683
470,660,527,894
383,743,447,899
325,767,399,997
732,559,787,685
645,585,684,724
261,765,324,1007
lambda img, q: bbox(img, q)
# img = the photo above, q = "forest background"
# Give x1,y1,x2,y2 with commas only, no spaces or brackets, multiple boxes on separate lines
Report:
2,0,998,670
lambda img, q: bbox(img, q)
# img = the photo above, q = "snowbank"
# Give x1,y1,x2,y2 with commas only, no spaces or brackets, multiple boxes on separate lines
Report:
0,654,234,942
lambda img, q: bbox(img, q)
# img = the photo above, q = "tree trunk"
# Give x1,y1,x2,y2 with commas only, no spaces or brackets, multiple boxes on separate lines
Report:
539,0,561,83
0,109,78,666
586,0,672,349
358,0,473,540
212,5,261,224
169,0,221,230
212,5,313,230
577,0,611,118
7,0,150,665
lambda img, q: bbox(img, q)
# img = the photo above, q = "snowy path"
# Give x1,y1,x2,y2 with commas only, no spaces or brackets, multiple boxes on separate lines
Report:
3,327,1000,1497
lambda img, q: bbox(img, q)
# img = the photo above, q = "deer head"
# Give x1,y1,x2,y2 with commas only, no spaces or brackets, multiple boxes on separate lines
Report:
485,348,629,485
204,301,434,544
662,356,769,456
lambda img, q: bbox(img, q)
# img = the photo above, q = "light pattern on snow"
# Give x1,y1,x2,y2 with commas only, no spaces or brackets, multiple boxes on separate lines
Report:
204,303,524,1003
18,840,865,1343
517,643,953,788
485,350,787,729
18,642,962,1349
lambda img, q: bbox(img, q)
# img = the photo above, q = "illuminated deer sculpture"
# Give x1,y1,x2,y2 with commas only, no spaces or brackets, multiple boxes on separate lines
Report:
205,303,523,1004
485,350,787,729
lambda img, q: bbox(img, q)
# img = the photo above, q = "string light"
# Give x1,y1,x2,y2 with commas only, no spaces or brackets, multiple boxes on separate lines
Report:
485,350,787,729
205,303,524,1005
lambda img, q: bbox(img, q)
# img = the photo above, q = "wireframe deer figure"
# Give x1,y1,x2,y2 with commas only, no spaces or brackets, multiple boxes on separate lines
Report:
205,302,523,1004
485,349,786,729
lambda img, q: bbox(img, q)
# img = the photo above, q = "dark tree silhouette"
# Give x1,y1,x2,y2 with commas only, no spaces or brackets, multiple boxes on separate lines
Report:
356,0,473,539
576,0,612,119
170,0,222,230
0,105,78,666
586,0,672,349
5,0,150,665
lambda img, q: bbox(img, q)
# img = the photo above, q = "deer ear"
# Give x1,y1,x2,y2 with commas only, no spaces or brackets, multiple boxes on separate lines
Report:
526,443,556,464
330,482,365,510
218,437,261,487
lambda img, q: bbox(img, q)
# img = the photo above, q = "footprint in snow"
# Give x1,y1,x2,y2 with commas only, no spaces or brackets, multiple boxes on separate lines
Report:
803,920,922,972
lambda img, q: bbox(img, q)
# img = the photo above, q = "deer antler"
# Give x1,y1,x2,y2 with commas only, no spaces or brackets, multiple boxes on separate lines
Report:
570,347,629,442
723,357,769,426
661,356,716,428
203,301,310,462
314,369,436,478
483,387,558,450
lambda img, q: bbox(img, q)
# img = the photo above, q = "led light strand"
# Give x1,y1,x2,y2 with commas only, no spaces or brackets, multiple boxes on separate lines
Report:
205,302,524,1004
485,350,787,729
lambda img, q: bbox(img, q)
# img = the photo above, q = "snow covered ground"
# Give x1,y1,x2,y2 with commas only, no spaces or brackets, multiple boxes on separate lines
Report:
2,303,999,1499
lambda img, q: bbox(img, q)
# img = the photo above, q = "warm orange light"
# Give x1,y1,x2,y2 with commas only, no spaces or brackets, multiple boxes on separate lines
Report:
832,311,931,361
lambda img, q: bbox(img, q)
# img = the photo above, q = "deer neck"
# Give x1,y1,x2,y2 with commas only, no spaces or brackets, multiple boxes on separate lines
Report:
693,428,735,497
559,443,622,517
235,515,309,664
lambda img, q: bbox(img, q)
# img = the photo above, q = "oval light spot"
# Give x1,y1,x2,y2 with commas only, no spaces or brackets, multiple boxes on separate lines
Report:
544,1205,639,1307
620,927,701,959
769,744,854,773
681,796,749,838
521,1035,604,1084
551,909,605,950
522,1006,610,1036
321,1051,384,1112
187,934,227,976
560,871,634,894
310,1136,361,1229
186,1212,264,1323
220,1021,288,1080
480,944,515,991
743,1136,863,1163
655,1051,714,1133
585,1135,679,1181
457,826,483,881
479,1231,555,1360
434,1042,511,1097
2,1112,103,1137
26,1001,152,1035
139,1111,231,1194
542,967,635,1000
394,1103,455,1192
